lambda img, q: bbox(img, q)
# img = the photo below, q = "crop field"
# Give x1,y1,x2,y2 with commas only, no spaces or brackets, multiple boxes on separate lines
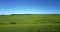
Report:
0,14,60,32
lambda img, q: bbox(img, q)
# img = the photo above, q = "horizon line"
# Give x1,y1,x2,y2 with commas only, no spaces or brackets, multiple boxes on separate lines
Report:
0,13,60,15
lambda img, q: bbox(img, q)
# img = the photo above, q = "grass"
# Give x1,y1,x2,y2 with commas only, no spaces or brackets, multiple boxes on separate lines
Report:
0,14,60,32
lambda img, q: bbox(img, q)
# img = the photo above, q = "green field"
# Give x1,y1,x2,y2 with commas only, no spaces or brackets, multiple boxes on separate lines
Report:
0,14,60,32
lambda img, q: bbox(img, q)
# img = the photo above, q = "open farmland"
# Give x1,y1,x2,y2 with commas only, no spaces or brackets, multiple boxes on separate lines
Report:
0,14,60,32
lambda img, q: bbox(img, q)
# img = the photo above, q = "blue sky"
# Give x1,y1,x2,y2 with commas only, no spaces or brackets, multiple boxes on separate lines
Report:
0,0,60,15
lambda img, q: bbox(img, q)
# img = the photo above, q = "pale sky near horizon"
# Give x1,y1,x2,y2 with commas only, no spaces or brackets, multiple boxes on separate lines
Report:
0,0,60,15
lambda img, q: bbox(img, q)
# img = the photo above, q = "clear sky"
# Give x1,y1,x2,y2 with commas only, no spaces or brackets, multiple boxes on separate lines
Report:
0,0,60,15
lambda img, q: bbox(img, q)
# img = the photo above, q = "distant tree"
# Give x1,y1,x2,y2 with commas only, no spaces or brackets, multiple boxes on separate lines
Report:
10,21,16,24
1,15,5,16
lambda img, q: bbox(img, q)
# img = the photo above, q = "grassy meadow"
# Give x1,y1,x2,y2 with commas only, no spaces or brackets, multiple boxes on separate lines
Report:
0,14,60,32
